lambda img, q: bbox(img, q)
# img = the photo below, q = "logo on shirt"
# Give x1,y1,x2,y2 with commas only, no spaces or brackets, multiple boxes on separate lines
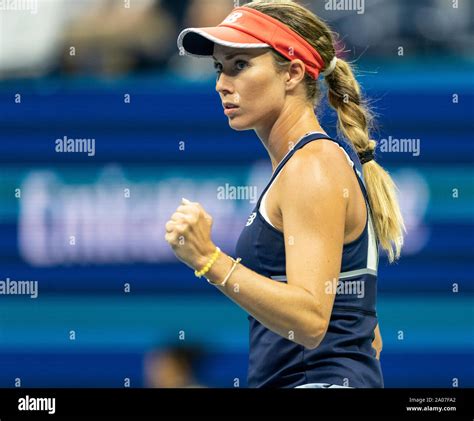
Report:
246,212,257,226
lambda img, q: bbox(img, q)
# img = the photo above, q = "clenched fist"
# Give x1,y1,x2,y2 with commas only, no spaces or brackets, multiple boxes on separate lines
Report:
165,198,217,270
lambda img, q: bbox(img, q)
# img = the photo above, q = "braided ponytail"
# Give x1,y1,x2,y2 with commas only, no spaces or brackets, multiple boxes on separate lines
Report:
324,59,406,262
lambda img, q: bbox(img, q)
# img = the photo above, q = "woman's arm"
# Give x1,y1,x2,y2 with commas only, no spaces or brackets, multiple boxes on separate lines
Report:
203,254,330,349
202,141,350,349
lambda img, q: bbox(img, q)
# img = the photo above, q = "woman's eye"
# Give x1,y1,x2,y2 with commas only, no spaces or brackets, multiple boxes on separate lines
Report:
213,60,247,76
235,60,248,71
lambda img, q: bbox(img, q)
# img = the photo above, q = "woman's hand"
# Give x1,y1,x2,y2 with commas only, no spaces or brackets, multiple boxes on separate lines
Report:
165,198,217,270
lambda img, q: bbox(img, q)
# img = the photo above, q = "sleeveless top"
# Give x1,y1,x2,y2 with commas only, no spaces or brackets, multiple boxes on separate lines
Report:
235,132,383,388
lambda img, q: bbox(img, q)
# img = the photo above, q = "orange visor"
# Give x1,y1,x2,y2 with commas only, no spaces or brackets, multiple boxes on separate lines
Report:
177,6,326,79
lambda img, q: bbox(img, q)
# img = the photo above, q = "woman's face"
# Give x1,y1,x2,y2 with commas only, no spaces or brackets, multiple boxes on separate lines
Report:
213,44,287,131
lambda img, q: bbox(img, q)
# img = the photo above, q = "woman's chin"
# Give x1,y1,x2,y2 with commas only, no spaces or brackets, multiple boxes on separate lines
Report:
228,117,251,131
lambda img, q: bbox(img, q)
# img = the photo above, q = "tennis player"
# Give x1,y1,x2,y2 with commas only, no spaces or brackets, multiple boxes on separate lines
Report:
165,1,405,388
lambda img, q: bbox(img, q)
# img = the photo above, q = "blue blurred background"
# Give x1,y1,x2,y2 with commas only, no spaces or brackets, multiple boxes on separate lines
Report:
0,0,473,388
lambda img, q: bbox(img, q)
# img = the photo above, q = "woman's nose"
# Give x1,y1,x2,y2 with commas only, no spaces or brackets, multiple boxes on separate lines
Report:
215,73,233,95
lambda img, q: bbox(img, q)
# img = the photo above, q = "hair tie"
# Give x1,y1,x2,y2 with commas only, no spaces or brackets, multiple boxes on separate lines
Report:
359,149,375,165
321,56,338,77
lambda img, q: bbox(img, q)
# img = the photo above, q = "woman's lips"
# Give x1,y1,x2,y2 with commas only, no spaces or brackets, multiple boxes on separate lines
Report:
224,105,239,116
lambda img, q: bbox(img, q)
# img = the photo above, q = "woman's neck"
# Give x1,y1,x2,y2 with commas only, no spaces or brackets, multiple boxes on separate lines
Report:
254,101,326,172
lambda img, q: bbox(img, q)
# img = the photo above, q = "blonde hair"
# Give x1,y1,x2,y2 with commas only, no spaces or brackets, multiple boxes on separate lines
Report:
245,0,406,262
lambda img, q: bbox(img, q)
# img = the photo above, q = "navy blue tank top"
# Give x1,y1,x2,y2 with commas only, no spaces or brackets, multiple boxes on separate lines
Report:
235,132,383,388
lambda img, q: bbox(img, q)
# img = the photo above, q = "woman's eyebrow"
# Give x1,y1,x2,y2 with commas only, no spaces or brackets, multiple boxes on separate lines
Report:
212,52,250,62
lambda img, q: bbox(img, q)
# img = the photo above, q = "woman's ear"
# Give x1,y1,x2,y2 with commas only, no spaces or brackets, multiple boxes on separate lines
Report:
285,59,306,91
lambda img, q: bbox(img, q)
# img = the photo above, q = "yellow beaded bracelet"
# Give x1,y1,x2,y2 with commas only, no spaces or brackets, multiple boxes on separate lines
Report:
194,247,221,278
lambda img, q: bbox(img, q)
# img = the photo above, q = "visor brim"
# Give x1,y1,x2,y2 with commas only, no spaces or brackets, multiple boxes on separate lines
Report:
177,27,271,57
